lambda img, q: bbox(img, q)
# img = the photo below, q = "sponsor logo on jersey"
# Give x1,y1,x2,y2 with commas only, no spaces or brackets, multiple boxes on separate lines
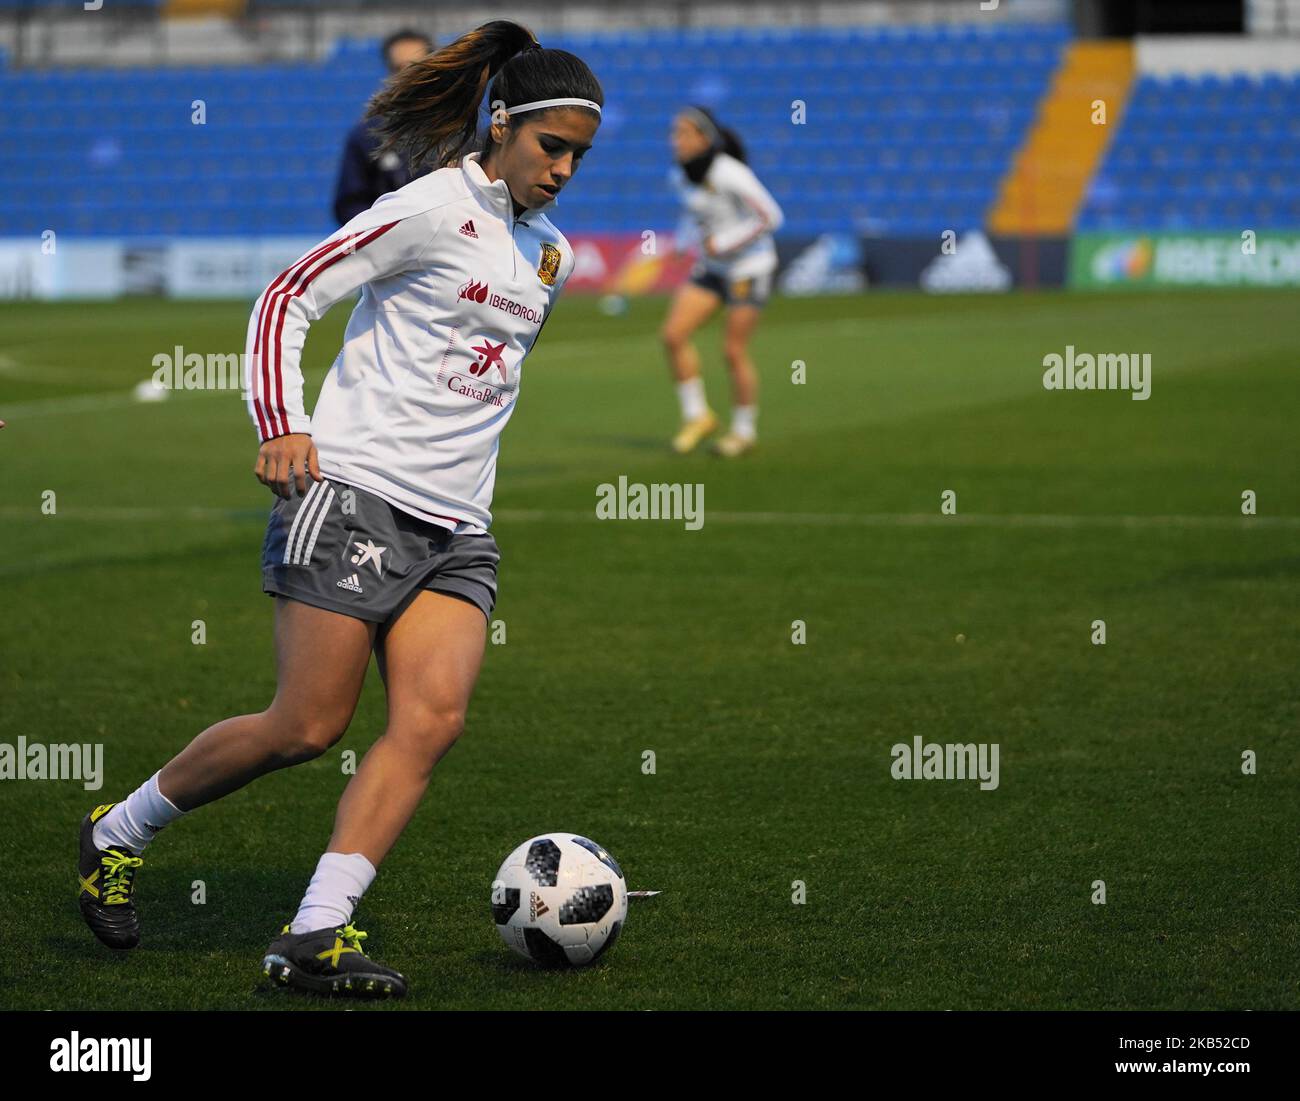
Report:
447,335,515,408
458,277,543,325
488,292,541,324
448,376,508,408
458,219,479,238
468,338,508,381
537,242,561,286
458,277,489,303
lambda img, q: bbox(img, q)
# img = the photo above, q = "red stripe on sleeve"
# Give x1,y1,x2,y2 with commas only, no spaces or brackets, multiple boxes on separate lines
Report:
252,236,346,439
266,222,399,437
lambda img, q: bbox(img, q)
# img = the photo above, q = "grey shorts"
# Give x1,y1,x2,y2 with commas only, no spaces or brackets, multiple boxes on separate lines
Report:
261,476,500,629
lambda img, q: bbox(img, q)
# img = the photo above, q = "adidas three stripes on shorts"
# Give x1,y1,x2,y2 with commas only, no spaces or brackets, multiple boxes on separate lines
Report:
260,476,500,626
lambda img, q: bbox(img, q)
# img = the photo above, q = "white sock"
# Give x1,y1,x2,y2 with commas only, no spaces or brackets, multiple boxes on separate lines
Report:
676,377,708,421
93,771,186,853
291,852,377,934
731,404,757,440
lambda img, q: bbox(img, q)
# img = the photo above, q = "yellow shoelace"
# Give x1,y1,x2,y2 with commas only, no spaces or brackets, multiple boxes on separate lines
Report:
337,924,368,952
102,850,143,905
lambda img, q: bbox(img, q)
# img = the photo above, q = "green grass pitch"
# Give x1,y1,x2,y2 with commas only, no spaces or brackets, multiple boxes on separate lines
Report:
1,287,1296,1010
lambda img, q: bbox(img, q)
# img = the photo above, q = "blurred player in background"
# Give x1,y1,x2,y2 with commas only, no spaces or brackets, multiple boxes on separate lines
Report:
332,28,435,225
662,106,784,457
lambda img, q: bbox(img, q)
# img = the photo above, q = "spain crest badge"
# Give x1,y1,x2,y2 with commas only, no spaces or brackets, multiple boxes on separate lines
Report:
537,242,562,286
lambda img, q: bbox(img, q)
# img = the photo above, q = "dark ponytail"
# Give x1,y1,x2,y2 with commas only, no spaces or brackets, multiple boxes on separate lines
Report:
719,126,746,164
365,19,602,173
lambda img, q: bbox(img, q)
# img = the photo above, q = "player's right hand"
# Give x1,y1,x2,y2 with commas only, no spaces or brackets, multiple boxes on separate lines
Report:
254,432,320,499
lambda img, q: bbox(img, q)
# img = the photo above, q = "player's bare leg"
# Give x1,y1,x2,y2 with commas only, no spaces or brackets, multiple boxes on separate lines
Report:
328,590,489,866
159,597,377,809
713,303,762,457
661,281,721,382
80,596,375,951
661,282,723,452
262,591,486,998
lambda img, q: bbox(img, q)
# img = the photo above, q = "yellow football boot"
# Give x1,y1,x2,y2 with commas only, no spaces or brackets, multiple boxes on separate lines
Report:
710,432,757,458
670,410,719,454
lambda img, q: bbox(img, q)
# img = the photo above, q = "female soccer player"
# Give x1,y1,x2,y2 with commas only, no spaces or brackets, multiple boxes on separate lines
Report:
76,20,602,999
662,105,785,457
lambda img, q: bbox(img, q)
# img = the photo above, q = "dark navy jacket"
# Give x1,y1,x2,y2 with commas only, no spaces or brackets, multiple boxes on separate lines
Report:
332,117,421,226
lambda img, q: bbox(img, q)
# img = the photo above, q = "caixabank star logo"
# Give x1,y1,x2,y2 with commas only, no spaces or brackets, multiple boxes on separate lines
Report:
467,338,507,381
446,334,515,409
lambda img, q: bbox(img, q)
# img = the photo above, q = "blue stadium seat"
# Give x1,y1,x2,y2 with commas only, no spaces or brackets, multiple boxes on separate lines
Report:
0,22,1079,238
1079,73,1300,230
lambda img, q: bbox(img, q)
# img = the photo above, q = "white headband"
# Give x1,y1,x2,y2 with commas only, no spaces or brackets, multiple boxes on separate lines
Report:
683,107,722,148
504,97,602,117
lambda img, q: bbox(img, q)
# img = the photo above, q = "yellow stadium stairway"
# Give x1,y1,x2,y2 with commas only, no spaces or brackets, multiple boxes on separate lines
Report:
164,0,246,16
989,41,1135,235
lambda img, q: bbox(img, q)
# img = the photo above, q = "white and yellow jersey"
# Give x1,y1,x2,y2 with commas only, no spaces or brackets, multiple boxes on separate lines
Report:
669,151,785,281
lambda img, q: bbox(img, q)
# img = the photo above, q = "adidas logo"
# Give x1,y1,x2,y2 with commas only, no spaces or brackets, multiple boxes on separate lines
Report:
530,891,549,920
145,822,162,833
336,573,364,593
459,219,478,238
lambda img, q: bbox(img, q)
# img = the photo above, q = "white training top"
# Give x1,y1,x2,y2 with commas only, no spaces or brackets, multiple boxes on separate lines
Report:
242,150,574,535
669,151,785,280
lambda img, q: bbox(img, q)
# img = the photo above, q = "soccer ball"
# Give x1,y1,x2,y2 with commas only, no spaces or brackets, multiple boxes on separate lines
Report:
491,832,628,966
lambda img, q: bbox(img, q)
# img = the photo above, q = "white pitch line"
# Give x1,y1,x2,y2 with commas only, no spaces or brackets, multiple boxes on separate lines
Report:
674,510,1300,530
0,505,267,522
0,505,1295,529
0,386,222,419
0,352,98,385
0,390,153,418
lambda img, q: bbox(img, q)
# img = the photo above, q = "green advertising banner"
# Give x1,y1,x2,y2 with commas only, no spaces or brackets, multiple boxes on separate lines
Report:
1070,232,1300,289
